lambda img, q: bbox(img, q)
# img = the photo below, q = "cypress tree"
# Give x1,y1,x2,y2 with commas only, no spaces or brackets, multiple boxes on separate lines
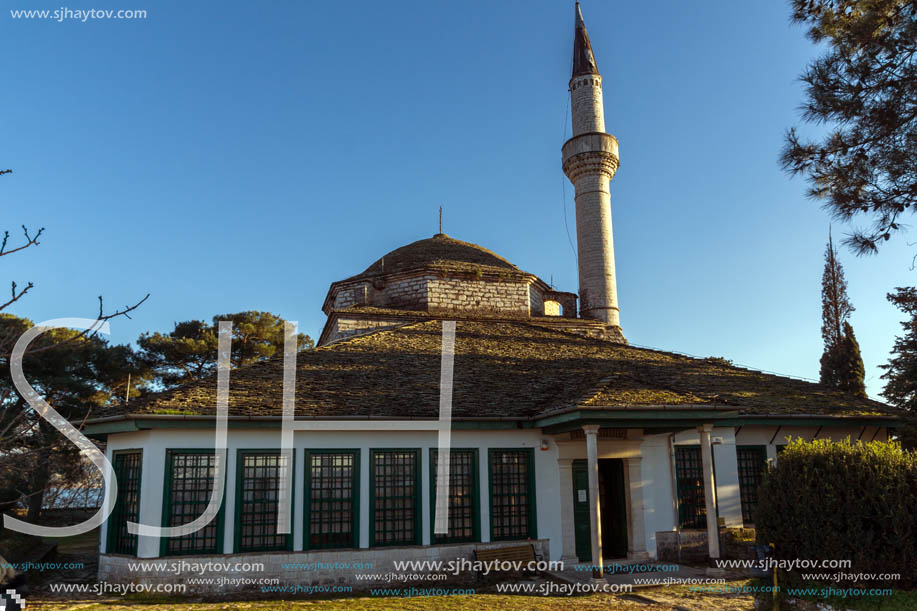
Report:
819,232,865,395
838,322,867,396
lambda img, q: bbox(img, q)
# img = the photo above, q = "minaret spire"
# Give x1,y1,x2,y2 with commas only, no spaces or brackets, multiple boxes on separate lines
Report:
573,2,599,77
562,2,625,340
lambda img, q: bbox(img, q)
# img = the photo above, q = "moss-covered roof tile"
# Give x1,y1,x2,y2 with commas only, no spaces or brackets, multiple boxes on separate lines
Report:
100,320,900,421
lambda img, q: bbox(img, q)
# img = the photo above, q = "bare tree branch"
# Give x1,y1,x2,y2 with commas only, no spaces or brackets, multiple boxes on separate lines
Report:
0,225,45,258
0,292,151,358
0,280,34,312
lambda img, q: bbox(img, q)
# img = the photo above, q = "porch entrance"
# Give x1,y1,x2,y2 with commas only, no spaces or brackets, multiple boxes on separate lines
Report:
572,458,628,562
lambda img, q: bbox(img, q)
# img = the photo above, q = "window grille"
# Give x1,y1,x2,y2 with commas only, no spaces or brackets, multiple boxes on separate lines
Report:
736,446,767,524
489,449,536,541
305,450,359,549
107,451,142,555
675,446,707,529
235,451,292,552
430,449,478,543
162,450,223,555
371,450,420,546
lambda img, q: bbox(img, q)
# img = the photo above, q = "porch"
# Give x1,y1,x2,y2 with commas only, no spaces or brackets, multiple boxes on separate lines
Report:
547,419,728,580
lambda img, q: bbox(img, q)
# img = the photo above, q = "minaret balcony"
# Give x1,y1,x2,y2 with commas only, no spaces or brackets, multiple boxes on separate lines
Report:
562,132,620,181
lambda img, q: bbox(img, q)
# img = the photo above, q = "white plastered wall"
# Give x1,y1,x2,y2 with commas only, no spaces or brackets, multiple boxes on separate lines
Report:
102,424,890,562
638,425,889,559
103,428,564,560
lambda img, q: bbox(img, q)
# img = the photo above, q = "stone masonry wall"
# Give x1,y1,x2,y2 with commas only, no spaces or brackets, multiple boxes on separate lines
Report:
325,317,407,344
332,286,358,309
98,539,550,594
331,273,535,314
382,275,432,310
427,277,530,314
529,284,545,316
573,171,619,326
571,74,605,136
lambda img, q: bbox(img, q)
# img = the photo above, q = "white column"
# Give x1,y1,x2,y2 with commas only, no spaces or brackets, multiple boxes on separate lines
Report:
99,445,113,555
293,449,305,551
698,424,720,559
584,425,603,579
624,457,650,561
359,447,370,548
138,444,164,558
223,450,236,554
557,458,579,563
713,441,743,528
421,449,430,545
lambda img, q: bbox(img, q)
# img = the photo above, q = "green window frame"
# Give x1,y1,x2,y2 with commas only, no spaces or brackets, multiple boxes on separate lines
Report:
675,446,706,529
233,450,294,553
160,449,226,556
369,449,421,547
304,449,360,550
429,449,480,544
106,450,142,555
488,448,537,541
736,445,767,525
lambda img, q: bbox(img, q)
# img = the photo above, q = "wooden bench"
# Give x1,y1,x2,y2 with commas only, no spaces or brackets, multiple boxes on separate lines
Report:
473,544,542,580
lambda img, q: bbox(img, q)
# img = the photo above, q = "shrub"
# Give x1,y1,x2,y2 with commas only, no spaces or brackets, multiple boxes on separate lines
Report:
755,438,917,589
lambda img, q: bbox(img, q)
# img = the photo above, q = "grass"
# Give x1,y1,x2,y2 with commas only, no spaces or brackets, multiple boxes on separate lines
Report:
784,586,917,611
26,583,759,610
42,527,100,553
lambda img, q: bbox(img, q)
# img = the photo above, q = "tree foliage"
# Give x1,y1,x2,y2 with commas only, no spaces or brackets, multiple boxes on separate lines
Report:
218,311,314,369
879,287,917,448
818,234,866,394
140,311,313,390
821,321,868,395
782,0,917,255
820,231,854,347
881,287,917,409
138,320,217,389
0,314,145,520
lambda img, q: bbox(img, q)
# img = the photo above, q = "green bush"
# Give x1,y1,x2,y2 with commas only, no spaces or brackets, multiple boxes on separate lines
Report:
755,438,917,589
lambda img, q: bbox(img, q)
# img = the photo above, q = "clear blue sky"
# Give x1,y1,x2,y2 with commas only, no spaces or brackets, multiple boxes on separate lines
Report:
3,0,911,399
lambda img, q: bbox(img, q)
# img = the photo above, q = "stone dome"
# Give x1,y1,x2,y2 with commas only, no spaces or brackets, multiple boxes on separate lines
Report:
350,233,520,281
320,233,582,344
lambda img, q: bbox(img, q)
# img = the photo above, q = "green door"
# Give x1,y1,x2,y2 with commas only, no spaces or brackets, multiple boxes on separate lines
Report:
572,461,592,562
572,459,629,562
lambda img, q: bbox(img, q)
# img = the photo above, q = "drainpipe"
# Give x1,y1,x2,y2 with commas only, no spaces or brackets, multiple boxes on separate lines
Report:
668,433,682,563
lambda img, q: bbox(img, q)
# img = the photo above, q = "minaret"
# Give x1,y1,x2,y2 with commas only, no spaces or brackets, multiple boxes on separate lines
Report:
562,2,623,337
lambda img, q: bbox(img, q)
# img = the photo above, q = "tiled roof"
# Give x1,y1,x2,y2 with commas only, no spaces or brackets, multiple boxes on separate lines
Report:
345,234,520,282
100,320,899,421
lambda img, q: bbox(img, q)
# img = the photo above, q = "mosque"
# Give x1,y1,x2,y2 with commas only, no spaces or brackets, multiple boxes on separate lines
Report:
87,3,898,589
